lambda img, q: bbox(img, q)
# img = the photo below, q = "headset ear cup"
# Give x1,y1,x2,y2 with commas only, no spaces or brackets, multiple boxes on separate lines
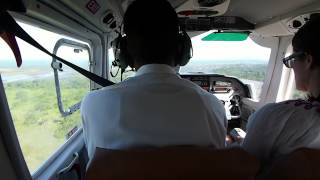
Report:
176,31,193,66
119,36,134,70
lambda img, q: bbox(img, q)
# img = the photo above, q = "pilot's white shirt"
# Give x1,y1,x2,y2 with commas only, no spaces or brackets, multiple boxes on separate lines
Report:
242,99,320,162
81,64,227,159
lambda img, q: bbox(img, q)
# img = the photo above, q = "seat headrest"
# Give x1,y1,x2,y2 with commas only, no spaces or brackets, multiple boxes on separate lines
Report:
266,148,320,179
0,0,26,13
85,147,260,180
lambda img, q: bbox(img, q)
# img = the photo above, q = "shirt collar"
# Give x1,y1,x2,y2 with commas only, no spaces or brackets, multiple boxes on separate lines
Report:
135,64,177,76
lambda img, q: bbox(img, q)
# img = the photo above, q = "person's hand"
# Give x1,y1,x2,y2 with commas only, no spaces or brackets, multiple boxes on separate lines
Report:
226,135,244,146
232,135,244,144
226,135,233,145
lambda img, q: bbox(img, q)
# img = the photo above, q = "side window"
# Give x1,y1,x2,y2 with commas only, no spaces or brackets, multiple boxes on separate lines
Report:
291,85,307,99
0,22,90,173
279,44,306,101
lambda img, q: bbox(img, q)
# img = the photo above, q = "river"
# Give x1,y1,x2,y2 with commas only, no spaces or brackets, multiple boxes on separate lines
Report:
0,70,76,84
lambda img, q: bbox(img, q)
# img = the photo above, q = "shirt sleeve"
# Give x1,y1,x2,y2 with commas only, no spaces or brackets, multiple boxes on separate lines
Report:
242,103,293,161
201,92,228,147
80,93,92,158
208,94,228,130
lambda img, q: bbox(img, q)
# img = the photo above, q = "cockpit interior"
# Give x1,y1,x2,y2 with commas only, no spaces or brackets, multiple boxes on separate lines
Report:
1,0,320,179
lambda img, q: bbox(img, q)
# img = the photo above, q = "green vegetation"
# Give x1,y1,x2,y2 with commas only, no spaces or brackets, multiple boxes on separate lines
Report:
212,64,267,81
4,74,88,173
292,89,307,99
180,62,268,82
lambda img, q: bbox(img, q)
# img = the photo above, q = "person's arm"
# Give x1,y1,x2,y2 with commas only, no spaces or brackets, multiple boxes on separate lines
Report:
203,93,228,147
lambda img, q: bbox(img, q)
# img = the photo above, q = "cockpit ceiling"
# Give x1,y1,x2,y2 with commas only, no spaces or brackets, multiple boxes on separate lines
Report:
223,0,318,24
170,0,318,24
54,0,319,33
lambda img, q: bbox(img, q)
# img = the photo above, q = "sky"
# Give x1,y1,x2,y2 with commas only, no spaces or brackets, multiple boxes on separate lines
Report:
0,22,89,63
0,22,271,64
189,30,271,62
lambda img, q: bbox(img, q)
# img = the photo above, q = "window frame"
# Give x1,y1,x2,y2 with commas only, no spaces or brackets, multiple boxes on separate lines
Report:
254,36,292,107
52,38,92,117
0,76,32,180
276,40,297,102
5,9,99,176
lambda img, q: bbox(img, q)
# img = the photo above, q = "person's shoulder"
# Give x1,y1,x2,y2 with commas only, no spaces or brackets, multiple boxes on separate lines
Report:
250,99,320,124
175,78,223,108
256,101,288,112
177,77,198,87
81,81,128,106
249,101,289,121
256,99,313,113
81,88,103,110
95,77,137,93
272,99,320,113
178,78,212,94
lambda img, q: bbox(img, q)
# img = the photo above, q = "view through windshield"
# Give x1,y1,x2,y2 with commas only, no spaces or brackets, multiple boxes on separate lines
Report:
109,31,271,99
180,31,271,99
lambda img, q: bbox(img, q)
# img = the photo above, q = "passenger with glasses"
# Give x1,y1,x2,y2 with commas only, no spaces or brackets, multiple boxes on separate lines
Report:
240,16,320,170
282,51,306,68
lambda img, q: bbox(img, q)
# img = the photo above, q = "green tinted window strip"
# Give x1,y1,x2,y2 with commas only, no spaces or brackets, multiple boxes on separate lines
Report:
202,33,249,41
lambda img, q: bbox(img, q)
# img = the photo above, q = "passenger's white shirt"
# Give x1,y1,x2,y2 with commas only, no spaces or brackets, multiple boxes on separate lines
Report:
81,64,227,159
242,99,320,162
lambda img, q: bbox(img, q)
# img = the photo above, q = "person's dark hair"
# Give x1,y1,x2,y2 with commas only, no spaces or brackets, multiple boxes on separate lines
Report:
0,0,26,13
123,0,179,65
292,15,320,65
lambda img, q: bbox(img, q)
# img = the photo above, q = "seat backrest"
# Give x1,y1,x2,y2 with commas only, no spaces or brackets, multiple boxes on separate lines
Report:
85,147,260,180
266,148,320,180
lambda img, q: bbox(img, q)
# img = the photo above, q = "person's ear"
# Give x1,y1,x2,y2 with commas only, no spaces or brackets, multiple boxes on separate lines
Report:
305,54,315,70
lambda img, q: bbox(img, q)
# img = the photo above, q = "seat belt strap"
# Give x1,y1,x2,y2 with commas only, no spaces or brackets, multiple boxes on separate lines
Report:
0,12,114,87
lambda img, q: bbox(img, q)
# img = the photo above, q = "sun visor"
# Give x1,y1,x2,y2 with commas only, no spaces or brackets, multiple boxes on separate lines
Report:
179,16,255,31
202,32,249,41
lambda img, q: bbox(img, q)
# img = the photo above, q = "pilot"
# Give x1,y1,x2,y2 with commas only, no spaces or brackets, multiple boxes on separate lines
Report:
242,16,320,165
81,0,227,160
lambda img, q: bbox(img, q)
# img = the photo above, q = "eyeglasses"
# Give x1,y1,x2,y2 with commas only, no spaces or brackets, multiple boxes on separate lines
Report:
282,52,305,68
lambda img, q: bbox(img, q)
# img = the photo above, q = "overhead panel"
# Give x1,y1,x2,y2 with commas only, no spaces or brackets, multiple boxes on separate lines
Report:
179,16,255,31
59,0,122,32
224,0,318,24
170,0,189,8
176,0,230,17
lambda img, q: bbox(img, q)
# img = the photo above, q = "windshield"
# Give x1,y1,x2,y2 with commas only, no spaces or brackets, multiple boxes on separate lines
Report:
180,31,271,99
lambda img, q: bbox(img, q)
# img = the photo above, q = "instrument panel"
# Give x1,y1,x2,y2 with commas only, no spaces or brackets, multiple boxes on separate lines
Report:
181,74,251,122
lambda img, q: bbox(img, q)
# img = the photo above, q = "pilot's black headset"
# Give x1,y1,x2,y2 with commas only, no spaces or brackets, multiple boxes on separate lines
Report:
111,26,193,72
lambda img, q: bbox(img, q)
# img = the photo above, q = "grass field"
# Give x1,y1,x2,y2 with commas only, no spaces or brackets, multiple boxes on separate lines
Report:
3,74,88,172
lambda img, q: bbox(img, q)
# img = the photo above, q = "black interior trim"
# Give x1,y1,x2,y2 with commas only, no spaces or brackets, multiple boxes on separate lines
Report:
179,16,255,31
